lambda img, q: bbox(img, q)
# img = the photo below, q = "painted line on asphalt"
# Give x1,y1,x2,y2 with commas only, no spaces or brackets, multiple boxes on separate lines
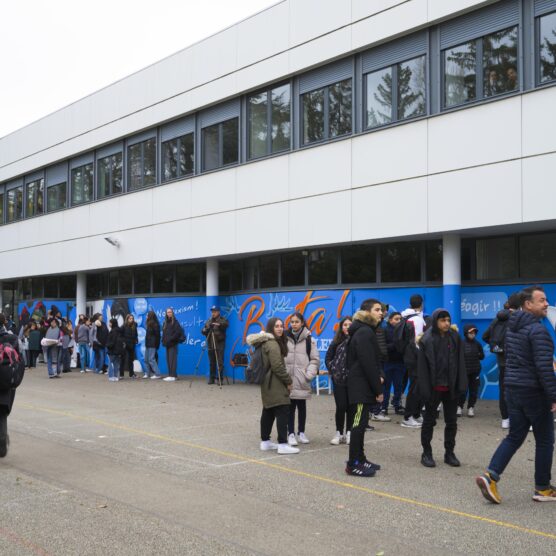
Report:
0,527,51,556
19,403,556,542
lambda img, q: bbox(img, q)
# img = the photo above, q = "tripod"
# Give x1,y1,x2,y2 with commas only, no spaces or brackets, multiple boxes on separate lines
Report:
189,331,228,388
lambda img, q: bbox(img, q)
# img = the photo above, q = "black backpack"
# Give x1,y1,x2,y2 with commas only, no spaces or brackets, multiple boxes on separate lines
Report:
393,316,416,355
328,338,350,384
0,335,25,390
245,345,268,385
488,320,508,353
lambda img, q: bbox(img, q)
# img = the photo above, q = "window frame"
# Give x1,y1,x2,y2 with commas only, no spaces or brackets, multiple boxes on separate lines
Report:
536,10,556,86
25,177,45,218
70,162,94,206
161,132,195,183
96,151,123,199
6,183,23,223
46,181,68,213
127,136,157,191
201,117,239,172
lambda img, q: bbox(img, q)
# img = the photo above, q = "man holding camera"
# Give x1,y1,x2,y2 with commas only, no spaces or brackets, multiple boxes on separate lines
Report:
201,306,229,385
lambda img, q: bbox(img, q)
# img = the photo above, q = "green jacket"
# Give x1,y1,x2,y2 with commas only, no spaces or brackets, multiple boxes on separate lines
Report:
247,331,292,409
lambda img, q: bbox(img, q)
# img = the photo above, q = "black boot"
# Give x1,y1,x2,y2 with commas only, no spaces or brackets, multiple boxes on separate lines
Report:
421,452,436,468
0,411,9,458
444,452,461,467
208,377,215,385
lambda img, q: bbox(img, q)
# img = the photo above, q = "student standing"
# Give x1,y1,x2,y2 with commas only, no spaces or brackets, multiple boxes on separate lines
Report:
106,319,124,382
45,319,62,378
122,314,138,379
144,311,162,379
285,312,319,446
458,324,484,417
27,322,41,368
75,317,91,373
382,312,406,415
161,308,184,382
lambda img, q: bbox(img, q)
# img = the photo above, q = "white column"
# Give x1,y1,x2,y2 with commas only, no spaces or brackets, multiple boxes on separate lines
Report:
206,259,219,300
76,272,86,320
442,234,461,326
0,281,3,316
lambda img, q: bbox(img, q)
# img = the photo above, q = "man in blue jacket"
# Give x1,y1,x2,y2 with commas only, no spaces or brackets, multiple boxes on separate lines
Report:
476,286,556,503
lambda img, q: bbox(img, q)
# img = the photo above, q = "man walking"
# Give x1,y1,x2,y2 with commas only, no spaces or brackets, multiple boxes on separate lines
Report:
476,286,556,503
202,306,229,385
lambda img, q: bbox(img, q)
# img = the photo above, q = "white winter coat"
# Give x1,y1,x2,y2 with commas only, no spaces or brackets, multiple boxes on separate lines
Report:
285,326,320,400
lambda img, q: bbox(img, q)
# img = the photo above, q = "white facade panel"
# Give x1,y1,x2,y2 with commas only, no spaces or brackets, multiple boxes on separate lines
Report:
289,141,351,198
88,196,125,237
427,0,492,22
191,212,237,258
235,52,290,96
236,202,289,253
352,121,428,188
428,160,522,232
351,177,428,240
351,0,407,22
191,169,237,218
152,179,192,224
150,220,193,263
62,205,91,239
522,153,556,223
428,96,522,175
522,87,556,157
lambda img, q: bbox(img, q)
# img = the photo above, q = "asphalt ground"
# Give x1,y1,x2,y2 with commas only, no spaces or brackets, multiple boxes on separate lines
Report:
1,367,555,556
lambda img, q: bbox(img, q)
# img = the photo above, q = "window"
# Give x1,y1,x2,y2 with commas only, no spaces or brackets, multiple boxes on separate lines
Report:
6,185,23,222
302,79,352,145
444,26,518,108
153,265,174,293
539,11,556,83
59,275,76,298
176,264,202,292
44,277,58,298
425,240,443,282
118,270,133,295
97,152,123,198
202,118,239,172
32,277,43,298
476,237,517,280
86,273,104,299
162,133,194,182
365,56,425,129
281,252,305,287
133,268,151,294
380,242,421,282
308,250,338,285
259,255,279,289
71,163,93,206
128,138,156,190
519,233,556,279
108,271,118,296
47,182,67,212
341,245,376,284
0,192,4,224
248,84,291,159
219,261,243,292
26,178,44,217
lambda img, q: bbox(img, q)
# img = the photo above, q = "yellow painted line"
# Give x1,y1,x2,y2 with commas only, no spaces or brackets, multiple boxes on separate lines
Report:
19,403,556,542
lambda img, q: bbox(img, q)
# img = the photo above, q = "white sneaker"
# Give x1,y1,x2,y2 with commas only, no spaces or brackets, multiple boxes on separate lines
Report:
260,440,278,451
401,417,422,428
456,406,463,417
80,370,85,373
150,375,161,380
287,433,298,446
277,443,299,454
467,407,475,417
372,412,391,422
298,432,310,444
330,431,342,445
415,416,424,424
142,374,150,379
163,377,176,382
345,431,350,445
501,418,510,429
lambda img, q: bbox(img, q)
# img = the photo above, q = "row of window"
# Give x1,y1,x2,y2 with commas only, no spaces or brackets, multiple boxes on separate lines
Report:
2,3,556,224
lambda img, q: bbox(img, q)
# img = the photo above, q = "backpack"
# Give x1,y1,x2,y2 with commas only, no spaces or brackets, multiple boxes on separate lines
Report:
488,320,508,353
328,338,350,384
245,345,268,385
393,316,416,355
0,340,25,390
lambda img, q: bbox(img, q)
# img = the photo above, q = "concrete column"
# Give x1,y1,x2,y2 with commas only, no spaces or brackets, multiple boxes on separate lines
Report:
443,234,461,327
206,259,219,309
0,281,3,316
76,272,86,321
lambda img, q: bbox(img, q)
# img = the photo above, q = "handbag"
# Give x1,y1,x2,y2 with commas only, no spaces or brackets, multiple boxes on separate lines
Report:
233,353,248,366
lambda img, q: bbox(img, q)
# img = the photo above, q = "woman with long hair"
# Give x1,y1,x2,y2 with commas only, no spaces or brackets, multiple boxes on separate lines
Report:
247,317,298,455
161,308,184,382
325,316,353,445
285,312,320,446
144,310,161,379
27,321,42,368
122,314,138,379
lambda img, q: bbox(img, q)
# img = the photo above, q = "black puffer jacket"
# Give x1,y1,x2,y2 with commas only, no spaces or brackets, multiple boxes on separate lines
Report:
122,324,138,349
482,309,511,365
504,311,556,402
385,323,404,364
0,329,19,414
145,322,161,349
346,311,383,404
374,325,388,363
162,319,183,348
463,324,485,375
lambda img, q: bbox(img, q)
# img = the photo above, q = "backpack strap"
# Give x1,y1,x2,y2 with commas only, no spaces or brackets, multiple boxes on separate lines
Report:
305,336,312,359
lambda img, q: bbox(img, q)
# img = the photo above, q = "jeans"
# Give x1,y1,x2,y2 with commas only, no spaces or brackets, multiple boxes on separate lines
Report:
94,346,107,373
261,404,290,444
108,354,121,379
288,399,307,435
382,362,405,411
78,343,89,371
487,387,555,490
498,360,508,420
421,390,458,456
46,346,59,376
145,347,160,377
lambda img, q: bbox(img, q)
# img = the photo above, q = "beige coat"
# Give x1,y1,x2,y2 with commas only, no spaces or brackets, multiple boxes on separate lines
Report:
285,326,320,400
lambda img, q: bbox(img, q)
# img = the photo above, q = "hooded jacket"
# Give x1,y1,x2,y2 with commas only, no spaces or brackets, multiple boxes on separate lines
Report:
463,324,485,375
91,320,109,347
0,328,19,414
417,309,467,401
247,331,292,409
482,309,511,365
145,320,161,349
504,311,556,402
346,310,383,404
285,326,320,400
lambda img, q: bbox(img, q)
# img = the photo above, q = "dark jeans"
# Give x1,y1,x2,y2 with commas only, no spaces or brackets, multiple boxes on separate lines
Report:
421,390,458,456
208,345,225,379
261,404,289,444
348,403,371,464
28,350,40,368
288,399,307,434
404,373,421,420
487,387,555,489
122,347,136,377
93,346,107,372
166,345,178,377
458,372,480,408
498,360,508,420
332,381,352,434
382,362,405,411
0,407,7,456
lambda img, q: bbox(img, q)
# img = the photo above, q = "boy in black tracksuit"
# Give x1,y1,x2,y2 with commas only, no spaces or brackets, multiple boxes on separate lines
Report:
418,309,467,468
345,299,384,477
458,324,484,417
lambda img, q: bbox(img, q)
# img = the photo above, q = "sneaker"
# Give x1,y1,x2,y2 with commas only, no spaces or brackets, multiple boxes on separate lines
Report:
363,458,381,471
501,418,510,429
394,406,405,415
345,461,375,477
533,486,556,502
163,377,176,382
80,370,85,373
365,424,375,431
444,452,461,467
330,431,342,446
260,440,279,451
150,375,161,380
287,433,298,446
401,417,422,428
456,406,463,417
467,407,475,418
371,412,391,422
345,431,350,445
414,416,424,424
298,432,310,444
277,443,299,454
142,374,150,379
476,473,501,504
421,453,436,468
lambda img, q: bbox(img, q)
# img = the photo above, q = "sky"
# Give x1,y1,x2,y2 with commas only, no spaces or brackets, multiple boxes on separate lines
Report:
0,0,278,138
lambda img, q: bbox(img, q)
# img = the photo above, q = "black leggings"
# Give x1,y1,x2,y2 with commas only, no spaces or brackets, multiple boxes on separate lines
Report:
333,381,352,434
458,372,480,408
288,399,307,435
261,404,289,444
122,347,136,377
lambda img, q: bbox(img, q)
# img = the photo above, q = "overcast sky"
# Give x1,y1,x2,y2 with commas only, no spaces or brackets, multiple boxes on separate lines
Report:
0,0,278,138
